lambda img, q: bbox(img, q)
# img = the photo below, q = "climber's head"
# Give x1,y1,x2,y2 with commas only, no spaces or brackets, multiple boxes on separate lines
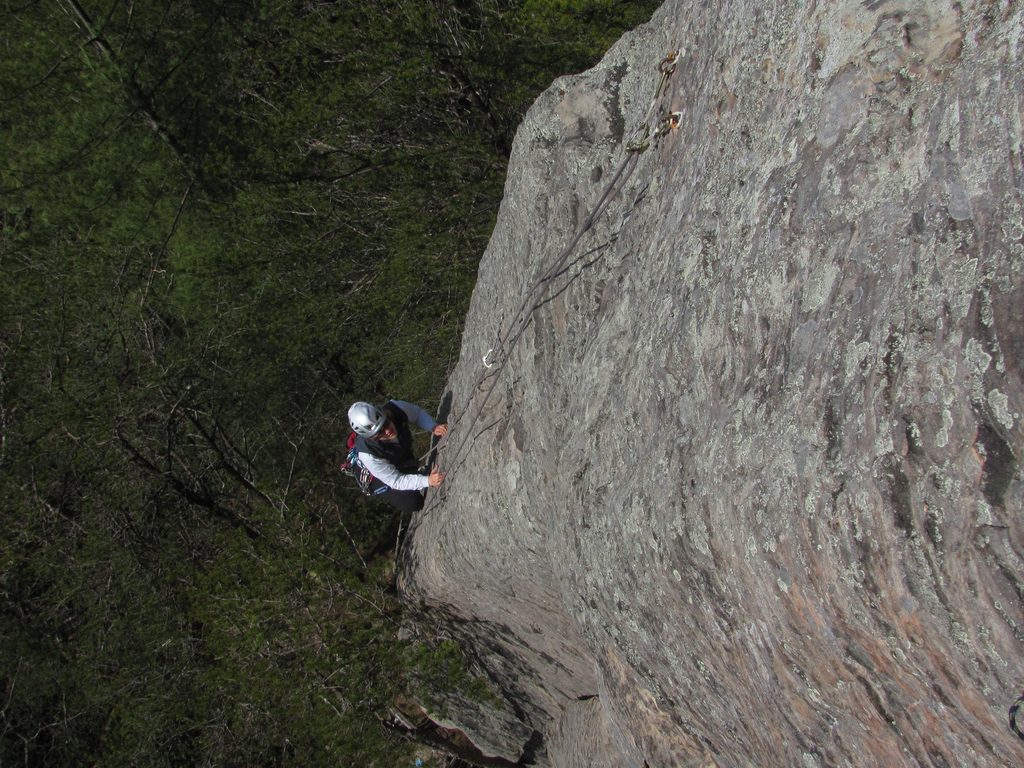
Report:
348,402,386,437
376,420,397,441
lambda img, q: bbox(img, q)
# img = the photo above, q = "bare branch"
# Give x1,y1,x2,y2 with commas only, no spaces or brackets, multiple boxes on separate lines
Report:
117,428,260,538
57,0,193,173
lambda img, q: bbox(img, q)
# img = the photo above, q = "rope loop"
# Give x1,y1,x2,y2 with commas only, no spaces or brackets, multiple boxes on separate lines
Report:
658,49,681,76
1010,692,1024,740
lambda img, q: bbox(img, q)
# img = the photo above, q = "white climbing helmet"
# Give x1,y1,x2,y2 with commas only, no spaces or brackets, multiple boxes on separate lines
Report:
348,402,386,437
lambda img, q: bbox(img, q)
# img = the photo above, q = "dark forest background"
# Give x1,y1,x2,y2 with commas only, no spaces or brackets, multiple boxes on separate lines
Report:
0,1,659,765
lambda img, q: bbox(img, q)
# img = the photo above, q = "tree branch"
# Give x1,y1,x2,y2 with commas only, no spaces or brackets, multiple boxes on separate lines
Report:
182,409,278,510
117,428,260,538
58,0,193,174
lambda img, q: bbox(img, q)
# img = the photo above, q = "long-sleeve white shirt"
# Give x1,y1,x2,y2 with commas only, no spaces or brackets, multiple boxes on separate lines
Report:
357,400,437,491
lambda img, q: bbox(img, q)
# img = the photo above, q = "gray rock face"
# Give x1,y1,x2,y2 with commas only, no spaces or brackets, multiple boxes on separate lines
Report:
399,1,1024,765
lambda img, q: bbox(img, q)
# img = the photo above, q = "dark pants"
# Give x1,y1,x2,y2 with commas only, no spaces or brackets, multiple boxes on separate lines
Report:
369,478,425,512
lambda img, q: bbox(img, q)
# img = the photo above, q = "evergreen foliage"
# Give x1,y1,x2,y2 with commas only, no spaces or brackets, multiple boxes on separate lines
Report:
1,1,660,764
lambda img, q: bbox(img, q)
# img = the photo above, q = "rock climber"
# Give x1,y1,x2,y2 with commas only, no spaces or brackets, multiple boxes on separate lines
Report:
347,400,447,511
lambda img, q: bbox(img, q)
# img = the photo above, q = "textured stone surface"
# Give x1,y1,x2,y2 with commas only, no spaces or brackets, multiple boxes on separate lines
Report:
399,1,1024,765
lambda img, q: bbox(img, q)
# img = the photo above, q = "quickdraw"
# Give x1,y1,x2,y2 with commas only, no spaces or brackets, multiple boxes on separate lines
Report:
626,124,651,154
654,110,684,138
625,50,684,153
655,49,681,100
659,50,681,76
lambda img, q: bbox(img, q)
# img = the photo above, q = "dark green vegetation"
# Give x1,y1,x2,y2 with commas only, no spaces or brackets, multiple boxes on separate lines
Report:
0,1,659,765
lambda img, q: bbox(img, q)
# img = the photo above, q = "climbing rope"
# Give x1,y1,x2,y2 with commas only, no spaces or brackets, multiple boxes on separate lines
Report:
419,48,685,492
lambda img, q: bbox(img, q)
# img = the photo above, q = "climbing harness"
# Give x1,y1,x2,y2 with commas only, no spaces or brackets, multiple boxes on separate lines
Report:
421,48,686,494
339,432,389,496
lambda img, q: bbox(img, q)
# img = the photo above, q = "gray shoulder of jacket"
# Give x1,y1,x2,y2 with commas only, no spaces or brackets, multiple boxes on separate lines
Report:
389,399,436,431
